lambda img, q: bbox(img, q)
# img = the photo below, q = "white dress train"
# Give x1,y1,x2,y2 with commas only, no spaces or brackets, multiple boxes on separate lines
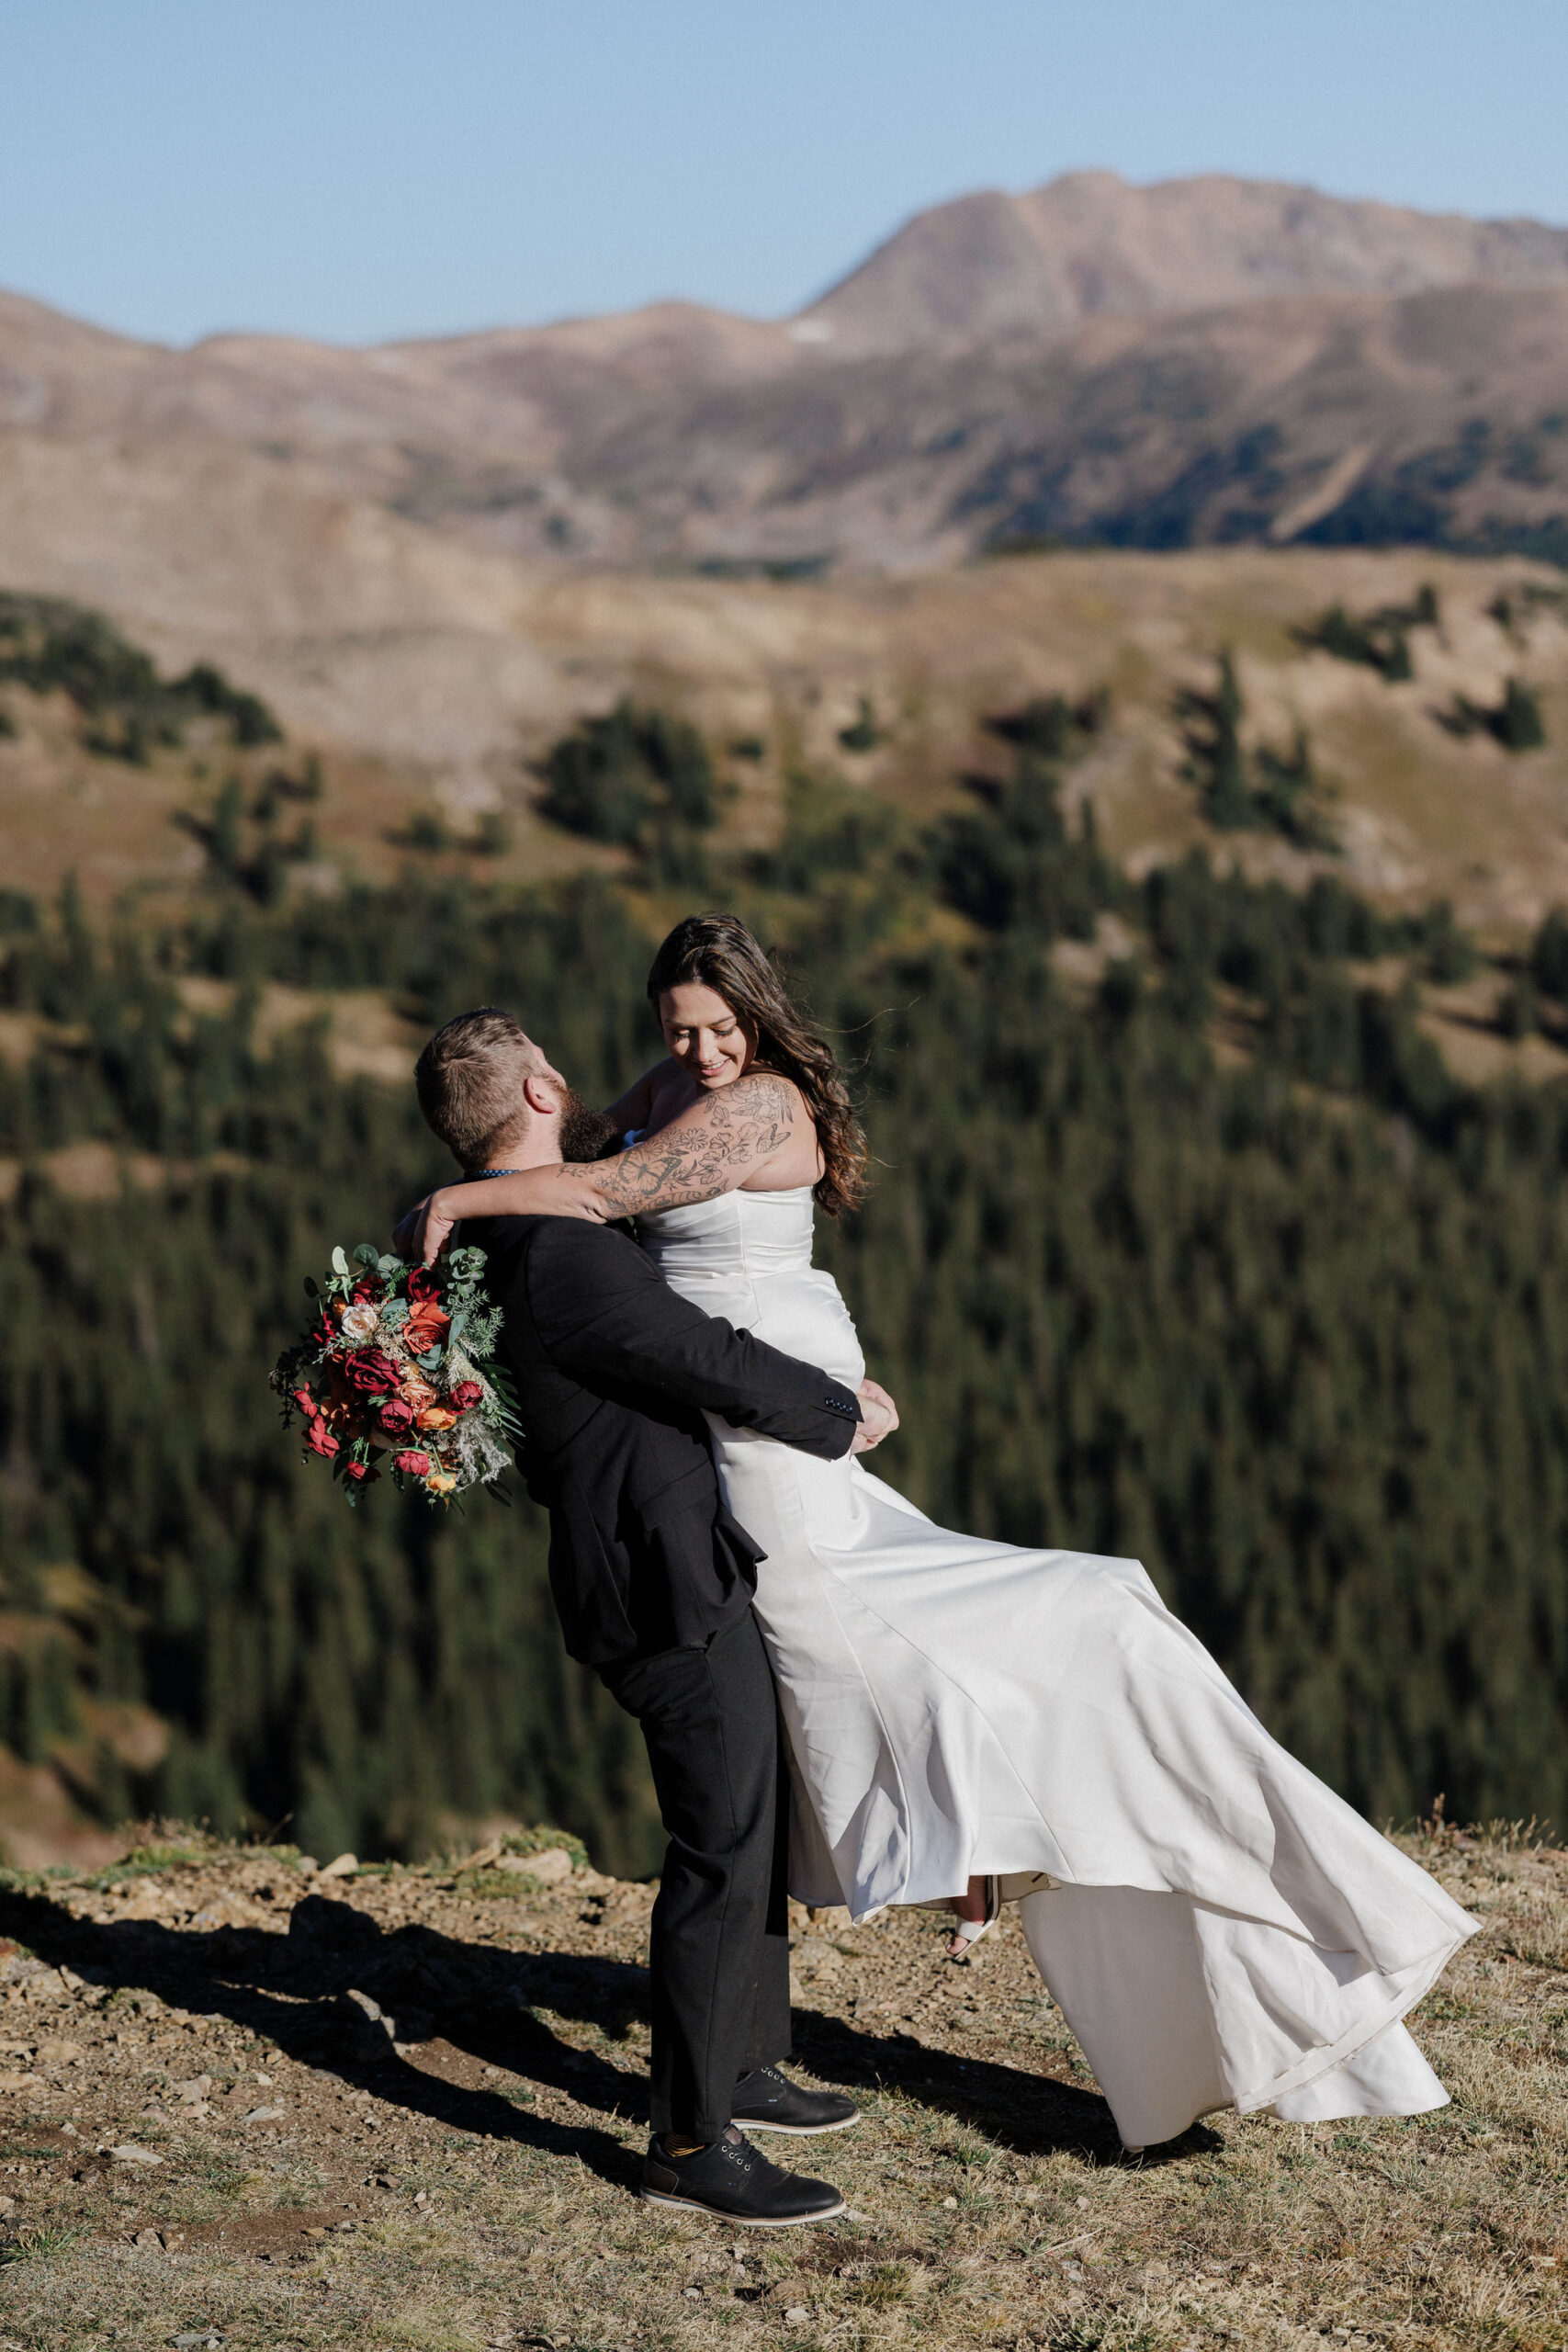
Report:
637,1187,1475,2153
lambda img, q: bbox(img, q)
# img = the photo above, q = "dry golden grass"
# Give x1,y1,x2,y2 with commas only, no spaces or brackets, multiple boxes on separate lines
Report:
0,1819,1559,2351
6,545,1568,932
0,690,603,915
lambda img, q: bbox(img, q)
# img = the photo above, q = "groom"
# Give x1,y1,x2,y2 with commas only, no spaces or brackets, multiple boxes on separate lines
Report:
413,1007,893,2226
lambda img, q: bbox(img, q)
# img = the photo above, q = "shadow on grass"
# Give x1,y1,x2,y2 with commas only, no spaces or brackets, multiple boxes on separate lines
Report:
0,1889,1217,2190
790,2008,1221,2170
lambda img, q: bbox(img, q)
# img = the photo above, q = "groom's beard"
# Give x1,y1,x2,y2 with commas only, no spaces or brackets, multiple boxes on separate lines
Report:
556,1088,622,1164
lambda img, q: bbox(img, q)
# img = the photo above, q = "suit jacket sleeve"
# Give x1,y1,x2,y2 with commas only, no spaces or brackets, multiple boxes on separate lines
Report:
521,1219,862,1459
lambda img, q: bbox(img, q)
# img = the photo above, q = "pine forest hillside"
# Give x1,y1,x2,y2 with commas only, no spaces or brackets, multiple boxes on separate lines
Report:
3,598,1568,1872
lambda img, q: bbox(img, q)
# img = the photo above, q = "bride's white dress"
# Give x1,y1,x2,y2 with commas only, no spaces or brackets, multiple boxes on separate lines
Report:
638,1185,1476,2152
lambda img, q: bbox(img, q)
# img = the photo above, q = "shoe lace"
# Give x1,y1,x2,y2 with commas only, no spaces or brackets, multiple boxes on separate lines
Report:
716,2128,769,2180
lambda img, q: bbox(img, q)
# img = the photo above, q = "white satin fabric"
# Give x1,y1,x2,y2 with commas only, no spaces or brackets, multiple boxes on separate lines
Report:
638,1187,1474,2150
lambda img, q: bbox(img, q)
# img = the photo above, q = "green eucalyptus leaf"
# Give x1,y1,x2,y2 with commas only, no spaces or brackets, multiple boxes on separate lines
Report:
331,1246,350,1277
303,1275,319,1297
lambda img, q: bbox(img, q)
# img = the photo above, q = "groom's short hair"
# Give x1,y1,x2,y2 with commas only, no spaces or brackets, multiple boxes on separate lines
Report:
415,1006,546,1169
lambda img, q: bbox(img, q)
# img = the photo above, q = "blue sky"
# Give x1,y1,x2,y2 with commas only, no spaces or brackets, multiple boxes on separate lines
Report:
5,1,1567,348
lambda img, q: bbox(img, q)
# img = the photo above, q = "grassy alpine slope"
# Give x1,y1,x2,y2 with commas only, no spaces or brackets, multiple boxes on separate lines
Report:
0,1819,1560,2352
0,590,1565,2346
4,548,1568,936
9,627,1568,1860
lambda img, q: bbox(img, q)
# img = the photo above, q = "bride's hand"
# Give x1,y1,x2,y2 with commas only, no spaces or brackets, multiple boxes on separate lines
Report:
394,1167,612,1267
392,1190,457,1266
852,1377,899,1453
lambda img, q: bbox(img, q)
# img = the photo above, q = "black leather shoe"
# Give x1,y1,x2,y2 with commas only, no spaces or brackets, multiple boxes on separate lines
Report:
731,2063,861,2135
640,2127,845,2225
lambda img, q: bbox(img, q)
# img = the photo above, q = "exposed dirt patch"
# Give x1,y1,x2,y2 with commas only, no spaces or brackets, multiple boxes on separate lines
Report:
0,1827,1560,2349
171,2205,356,2256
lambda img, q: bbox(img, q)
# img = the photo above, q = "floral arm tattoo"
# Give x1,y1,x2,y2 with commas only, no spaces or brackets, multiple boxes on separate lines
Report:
588,1074,799,1216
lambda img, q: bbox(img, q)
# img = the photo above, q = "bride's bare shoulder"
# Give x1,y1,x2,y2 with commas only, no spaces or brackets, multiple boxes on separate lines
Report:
711,1070,822,1188
704,1069,809,1133
646,1060,698,1127
606,1057,682,1130
666,1070,817,1164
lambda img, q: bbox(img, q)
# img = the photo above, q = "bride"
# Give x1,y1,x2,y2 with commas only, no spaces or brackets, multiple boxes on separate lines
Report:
411,911,1475,2153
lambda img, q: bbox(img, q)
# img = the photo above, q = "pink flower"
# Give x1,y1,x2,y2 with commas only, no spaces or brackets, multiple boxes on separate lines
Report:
344,1349,400,1396
307,1420,340,1460
293,1386,321,1419
344,1459,378,1484
378,1396,416,1436
450,1381,483,1411
392,1451,432,1478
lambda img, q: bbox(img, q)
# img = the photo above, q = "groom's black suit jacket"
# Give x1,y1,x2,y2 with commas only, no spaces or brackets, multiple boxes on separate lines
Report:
470,1214,863,1665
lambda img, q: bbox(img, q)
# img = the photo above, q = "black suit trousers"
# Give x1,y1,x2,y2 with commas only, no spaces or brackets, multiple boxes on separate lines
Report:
597,1608,792,2139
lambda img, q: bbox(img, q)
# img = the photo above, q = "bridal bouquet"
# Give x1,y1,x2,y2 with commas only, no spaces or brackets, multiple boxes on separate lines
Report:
269,1243,517,1506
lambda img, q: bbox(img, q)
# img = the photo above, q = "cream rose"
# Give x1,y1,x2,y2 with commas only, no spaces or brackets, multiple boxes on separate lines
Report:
340,1303,380,1344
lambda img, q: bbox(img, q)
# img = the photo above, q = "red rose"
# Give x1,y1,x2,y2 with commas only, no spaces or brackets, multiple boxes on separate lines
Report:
450,1381,484,1411
307,1419,340,1459
353,1273,385,1302
344,1349,400,1396
378,1396,416,1436
392,1450,432,1478
293,1386,321,1419
406,1266,441,1306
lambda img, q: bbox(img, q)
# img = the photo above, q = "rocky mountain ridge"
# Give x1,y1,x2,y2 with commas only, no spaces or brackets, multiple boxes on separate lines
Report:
5,172,1568,574
800,168,1568,353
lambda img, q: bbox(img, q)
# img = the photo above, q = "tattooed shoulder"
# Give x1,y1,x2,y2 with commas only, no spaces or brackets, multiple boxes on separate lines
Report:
705,1072,797,1137
590,1071,804,1214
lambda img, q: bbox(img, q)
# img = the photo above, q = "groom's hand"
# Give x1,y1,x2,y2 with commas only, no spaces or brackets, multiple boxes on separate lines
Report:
852,1377,899,1453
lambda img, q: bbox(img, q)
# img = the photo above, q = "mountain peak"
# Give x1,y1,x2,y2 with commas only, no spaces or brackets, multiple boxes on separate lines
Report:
794,169,1568,353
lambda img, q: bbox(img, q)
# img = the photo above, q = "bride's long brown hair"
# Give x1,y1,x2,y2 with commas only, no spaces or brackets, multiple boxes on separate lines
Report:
647,913,868,1217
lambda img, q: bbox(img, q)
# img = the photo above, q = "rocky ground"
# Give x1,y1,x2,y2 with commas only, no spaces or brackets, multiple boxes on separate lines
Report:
0,1820,1562,2351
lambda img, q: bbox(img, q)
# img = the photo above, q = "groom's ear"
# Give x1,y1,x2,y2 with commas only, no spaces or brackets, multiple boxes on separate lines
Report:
522,1070,559,1116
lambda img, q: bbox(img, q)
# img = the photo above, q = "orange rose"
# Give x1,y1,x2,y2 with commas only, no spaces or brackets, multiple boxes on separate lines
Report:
404,1304,450,1355
400,1373,437,1409
416,1404,458,1431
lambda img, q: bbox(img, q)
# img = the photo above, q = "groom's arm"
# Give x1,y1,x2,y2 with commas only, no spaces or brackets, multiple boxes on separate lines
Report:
520,1220,862,1460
